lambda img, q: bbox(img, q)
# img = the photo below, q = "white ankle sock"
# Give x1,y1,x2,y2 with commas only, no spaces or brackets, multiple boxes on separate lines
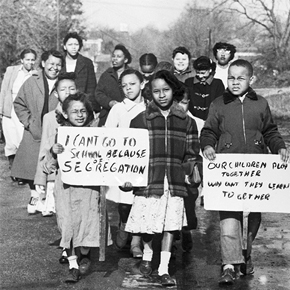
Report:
142,249,153,262
223,264,234,271
68,255,79,269
158,251,171,276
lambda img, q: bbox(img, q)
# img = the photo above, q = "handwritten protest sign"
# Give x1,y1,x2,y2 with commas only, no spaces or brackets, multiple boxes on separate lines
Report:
57,127,149,186
203,154,290,213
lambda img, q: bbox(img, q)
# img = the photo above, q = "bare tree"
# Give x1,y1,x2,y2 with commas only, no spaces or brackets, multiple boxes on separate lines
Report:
215,0,290,70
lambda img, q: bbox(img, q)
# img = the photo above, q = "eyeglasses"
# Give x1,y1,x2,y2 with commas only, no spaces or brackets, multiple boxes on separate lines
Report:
217,48,231,54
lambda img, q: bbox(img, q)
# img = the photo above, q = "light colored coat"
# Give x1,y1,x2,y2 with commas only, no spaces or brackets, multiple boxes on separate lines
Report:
34,106,60,186
11,71,59,180
0,65,23,117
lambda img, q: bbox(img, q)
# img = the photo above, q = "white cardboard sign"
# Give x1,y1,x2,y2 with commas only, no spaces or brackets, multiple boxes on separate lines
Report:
57,127,149,186
203,154,290,213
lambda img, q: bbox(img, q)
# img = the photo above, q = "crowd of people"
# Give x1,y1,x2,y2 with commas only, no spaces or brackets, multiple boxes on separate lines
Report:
0,32,289,287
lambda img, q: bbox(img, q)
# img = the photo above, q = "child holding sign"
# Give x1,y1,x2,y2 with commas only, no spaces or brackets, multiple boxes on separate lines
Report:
43,93,111,283
124,70,200,286
200,59,289,285
105,68,147,258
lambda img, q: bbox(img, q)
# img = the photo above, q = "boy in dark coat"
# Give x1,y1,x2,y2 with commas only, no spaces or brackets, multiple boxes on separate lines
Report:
200,59,289,285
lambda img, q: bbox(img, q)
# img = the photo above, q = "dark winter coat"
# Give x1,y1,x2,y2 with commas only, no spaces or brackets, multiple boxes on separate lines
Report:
200,88,286,154
95,67,124,126
185,76,225,120
61,54,99,112
130,100,200,198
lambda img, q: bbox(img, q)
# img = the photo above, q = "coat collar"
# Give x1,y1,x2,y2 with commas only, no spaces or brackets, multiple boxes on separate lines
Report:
223,87,258,104
146,100,187,120
174,67,192,76
193,74,214,85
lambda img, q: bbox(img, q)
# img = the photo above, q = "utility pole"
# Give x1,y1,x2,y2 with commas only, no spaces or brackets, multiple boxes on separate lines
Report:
56,0,60,50
208,28,212,57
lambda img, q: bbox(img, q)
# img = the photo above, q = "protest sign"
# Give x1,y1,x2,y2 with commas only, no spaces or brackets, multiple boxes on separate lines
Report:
203,154,290,213
57,127,149,186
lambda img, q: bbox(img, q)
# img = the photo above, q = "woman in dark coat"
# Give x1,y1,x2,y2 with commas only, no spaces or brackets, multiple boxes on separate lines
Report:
95,44,132,126
61,32,98,112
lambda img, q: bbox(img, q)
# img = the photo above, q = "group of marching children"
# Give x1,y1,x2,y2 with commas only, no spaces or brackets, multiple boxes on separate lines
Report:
1,35,289,287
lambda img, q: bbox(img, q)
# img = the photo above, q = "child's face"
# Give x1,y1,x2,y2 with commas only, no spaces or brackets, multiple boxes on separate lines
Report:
112,49,127,69
228,65,253,96
121,74,144,101
151,78,173,111
173,53,189,72
55,79,77,103
195,69,211,83
216,48,231,66
64,100,88,127
179,93,190,112
63,38,80,56
140,64,155,80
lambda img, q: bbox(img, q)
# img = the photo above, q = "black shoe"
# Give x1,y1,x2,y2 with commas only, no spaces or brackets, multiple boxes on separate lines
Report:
240,256,254,275
18,179,25,185
59,249,68,264
65,268,81,283
79,257,91,275
158,274,176,286
132,260,152,277
11,176,17,182
181,230,193,252
200,196,204,206
218,267,236,285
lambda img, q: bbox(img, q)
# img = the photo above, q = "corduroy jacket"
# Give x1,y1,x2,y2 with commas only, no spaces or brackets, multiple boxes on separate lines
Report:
130,100,200,198
200,88,286,154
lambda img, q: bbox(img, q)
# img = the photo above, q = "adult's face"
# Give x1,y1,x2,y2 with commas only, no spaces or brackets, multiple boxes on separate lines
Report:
42,55,62,80
21,53,36,72
111,49,127,69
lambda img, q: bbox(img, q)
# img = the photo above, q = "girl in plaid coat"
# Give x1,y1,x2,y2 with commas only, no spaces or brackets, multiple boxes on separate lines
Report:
124,70,200,286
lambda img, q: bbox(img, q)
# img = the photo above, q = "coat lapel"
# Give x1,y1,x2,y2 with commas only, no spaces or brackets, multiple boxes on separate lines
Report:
75,54,85,75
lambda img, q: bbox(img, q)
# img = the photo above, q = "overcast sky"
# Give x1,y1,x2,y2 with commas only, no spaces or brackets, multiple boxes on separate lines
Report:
81,0,192,32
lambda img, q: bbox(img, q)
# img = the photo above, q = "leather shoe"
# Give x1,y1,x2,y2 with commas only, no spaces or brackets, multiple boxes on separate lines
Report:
219,267,236,285
79,257,91,275
65,268,81,283
158,274,176,286
132,260,152,277
240,256,254,275
17,179,25,185
59,249,68,264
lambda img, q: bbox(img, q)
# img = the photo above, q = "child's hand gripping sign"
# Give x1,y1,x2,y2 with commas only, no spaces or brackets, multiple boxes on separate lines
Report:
57,127,149,186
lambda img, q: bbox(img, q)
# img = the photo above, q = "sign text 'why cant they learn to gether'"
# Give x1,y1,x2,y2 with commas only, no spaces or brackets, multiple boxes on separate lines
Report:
57,127,149,186
203,154,290,213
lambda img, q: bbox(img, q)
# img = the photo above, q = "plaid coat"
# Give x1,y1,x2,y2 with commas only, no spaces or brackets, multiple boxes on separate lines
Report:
130,100,200,197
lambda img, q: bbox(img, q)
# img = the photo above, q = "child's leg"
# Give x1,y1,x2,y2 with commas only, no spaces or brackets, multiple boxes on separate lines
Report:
182,186,198,252
130,234,143,258
27,180,44,214
219,211,244,285
78,246,91,275
240,212,261,275
116,203,131,249
157,231,176,286
133,234,153,276
65,240,81,283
